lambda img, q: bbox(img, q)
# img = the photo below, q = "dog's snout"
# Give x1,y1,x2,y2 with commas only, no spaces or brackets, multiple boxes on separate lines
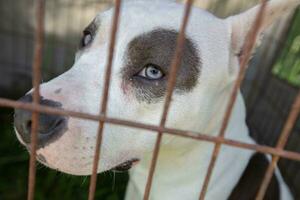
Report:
14,94,67,148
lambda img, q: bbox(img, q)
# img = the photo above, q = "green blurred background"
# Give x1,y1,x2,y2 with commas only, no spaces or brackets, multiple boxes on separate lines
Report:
273,10,300,87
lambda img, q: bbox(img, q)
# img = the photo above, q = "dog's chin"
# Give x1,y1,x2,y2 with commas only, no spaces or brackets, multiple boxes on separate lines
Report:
35,158,141,176
14,127,141,175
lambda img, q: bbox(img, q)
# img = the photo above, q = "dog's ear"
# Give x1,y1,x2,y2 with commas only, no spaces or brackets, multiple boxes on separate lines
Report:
227,0,300,56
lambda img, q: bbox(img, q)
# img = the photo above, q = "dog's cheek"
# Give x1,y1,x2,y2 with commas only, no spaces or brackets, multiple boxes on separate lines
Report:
121,80,136,103
121,80,129,95
34,119,97,175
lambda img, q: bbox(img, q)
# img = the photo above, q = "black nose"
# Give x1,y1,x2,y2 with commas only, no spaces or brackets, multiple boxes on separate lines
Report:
14,94,67,148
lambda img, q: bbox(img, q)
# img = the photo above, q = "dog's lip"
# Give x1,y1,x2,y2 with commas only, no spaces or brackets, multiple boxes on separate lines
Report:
111,158,140,172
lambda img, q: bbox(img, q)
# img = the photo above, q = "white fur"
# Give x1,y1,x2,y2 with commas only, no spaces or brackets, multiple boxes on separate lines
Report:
15,0,299,199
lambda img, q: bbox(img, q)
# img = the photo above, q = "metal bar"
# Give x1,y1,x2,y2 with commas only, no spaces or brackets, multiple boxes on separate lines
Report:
88,0,122,200
27,1,45,200
255,91,300,200
199,1,268,199
142,1,194,199
1,98,300,162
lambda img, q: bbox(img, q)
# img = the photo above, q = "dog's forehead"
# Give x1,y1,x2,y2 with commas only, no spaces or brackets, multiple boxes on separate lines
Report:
83,1,230,103
94,1,221,40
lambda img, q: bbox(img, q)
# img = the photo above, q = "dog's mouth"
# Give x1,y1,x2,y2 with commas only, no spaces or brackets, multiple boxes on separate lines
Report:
111,158,140,172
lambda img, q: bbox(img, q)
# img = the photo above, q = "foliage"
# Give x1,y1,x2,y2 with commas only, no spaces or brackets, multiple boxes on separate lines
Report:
272,9,300,87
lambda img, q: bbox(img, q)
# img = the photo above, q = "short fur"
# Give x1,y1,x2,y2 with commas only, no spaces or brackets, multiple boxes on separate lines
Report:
14,0,300,199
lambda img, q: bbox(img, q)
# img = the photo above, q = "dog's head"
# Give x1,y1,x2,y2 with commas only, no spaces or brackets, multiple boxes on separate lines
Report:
14,0,299,175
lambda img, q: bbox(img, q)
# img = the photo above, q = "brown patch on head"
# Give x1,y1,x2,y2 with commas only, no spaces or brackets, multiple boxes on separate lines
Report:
121,28,201,103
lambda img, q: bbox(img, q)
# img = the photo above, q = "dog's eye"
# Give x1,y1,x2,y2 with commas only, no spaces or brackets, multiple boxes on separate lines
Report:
80,30,93,48
137,64,164,80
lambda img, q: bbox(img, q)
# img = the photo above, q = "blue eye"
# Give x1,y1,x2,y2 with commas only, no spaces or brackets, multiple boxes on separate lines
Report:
138,64,164,80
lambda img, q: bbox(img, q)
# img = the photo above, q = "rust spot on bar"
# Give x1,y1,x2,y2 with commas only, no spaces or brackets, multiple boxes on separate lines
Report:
88,0,122,200
143,1,194,200
27,1,45,200
255,92,300,200
199,1,268,200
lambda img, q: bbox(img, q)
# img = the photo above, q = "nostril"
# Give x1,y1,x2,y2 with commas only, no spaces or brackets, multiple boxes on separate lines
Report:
39,117,65,135
26,120,32,133
53,118,64,129
14,94,67,148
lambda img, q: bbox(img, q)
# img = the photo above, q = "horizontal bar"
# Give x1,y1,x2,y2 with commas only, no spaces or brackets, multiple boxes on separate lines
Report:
1,98,300,162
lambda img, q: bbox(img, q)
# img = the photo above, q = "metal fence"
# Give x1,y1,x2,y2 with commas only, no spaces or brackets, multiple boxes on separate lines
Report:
0,0,300,200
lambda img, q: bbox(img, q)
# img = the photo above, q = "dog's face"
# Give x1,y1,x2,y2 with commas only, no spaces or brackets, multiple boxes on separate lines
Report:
14,0,299,175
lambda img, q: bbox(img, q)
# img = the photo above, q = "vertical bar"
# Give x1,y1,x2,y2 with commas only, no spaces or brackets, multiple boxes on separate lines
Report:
143,1,194,199
199,1,267,200
88,0,122,200
256,91,300,200
27,0,45,200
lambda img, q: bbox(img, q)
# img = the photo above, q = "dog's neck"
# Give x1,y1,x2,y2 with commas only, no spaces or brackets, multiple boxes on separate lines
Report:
126,92,255,200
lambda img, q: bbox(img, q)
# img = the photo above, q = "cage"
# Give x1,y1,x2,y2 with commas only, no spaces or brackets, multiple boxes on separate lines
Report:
0,0,300,199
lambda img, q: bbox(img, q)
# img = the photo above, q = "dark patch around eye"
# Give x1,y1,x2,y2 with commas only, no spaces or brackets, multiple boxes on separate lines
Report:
121,28,201,104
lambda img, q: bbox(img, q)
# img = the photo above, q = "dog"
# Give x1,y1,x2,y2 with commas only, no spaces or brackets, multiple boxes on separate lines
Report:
13,0,300,199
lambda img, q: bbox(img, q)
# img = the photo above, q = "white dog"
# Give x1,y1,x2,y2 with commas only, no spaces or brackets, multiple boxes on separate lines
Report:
14,0,300,199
